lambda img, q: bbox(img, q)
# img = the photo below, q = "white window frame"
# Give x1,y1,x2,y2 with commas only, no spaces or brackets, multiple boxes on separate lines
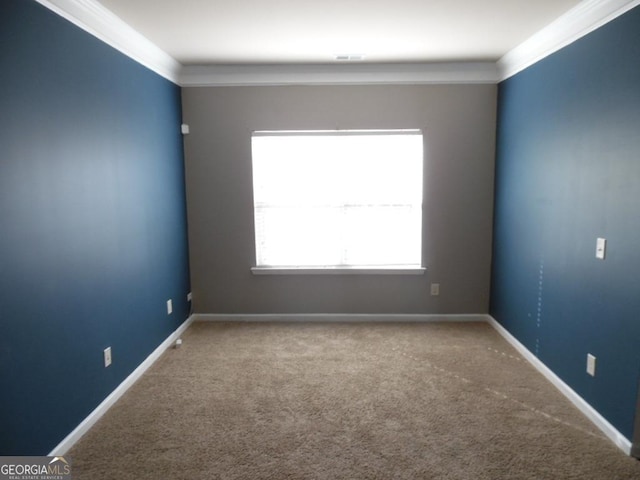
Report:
250,129,425,275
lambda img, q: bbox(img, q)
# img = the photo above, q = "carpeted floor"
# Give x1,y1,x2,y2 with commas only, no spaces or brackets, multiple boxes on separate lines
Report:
68,321,640,479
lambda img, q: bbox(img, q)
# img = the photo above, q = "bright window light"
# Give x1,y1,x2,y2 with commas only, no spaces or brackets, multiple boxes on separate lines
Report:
251,130,423,269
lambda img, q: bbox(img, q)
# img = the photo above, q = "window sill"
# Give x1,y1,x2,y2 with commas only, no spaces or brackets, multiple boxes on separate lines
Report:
251,266,426,276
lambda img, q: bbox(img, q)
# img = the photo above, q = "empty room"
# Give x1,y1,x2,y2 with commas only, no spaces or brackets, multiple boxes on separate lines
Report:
1,0,639,478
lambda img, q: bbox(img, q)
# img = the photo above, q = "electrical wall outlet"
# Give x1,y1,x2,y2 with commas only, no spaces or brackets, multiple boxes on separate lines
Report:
187,292,192,302
596,238,606,259
167,299,173,315
104,347,112,368
430,283,440,296
587,353,596,376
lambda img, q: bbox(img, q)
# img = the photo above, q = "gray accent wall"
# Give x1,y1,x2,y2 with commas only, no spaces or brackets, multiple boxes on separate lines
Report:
182,85,496,314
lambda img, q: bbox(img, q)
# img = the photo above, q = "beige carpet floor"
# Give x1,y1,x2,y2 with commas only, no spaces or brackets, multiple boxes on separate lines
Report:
69,321,640,479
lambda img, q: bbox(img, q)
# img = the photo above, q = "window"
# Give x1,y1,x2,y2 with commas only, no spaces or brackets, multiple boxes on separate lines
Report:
251,129,424,274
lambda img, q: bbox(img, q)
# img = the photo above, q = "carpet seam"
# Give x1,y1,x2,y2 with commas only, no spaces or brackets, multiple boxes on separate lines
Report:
389,345,607,441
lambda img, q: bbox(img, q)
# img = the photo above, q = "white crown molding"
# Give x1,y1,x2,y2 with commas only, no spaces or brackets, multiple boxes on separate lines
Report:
35,0,182,83
498,0,640,81
34,0,639,86
179,62,500,87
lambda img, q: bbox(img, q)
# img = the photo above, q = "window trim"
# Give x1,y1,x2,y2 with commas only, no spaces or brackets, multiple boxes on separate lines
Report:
251,266,426,276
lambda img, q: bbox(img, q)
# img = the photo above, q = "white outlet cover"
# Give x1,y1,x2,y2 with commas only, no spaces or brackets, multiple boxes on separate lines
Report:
167,299,173,315
430,283,440,296
587,353,596,376
104,347,112,368
596,237,606,259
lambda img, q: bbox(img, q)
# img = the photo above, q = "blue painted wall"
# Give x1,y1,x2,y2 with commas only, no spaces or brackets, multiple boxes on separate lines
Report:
491,7,640,439
0,0,190,454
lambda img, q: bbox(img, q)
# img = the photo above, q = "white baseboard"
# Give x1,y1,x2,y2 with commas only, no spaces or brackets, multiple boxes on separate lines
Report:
48,315,195,456
193,313,488,323
48,312,633,457
487,316,632,455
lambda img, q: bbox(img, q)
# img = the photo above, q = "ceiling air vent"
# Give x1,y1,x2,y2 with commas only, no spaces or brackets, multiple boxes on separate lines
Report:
335,54,365,61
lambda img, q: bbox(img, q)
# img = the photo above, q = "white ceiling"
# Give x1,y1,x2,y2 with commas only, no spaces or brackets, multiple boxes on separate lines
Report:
97,0,582,65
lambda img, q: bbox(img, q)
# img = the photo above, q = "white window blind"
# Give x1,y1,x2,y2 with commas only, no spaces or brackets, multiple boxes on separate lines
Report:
251,130,423,270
